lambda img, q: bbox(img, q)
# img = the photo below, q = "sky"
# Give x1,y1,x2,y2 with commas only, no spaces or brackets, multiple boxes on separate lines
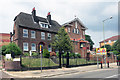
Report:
0,0,119,48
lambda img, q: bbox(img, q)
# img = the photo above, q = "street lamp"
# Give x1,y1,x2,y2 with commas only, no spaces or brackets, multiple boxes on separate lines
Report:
102,16,112,68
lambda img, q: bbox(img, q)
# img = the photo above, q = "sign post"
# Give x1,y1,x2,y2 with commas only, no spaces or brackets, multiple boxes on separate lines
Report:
96,48,107,69
40,45,42,72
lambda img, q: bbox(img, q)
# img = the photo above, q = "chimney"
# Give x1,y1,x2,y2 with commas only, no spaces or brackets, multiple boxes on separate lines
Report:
32,7,38,22
47,12,51,25
32,7,36,17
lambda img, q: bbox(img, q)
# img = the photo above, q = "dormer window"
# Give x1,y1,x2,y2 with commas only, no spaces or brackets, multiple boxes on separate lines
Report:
40,22,49,28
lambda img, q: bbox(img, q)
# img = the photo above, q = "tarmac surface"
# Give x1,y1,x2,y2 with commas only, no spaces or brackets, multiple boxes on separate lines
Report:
2,63,118,78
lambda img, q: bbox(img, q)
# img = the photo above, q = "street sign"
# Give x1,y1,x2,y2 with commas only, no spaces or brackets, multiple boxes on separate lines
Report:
40,45,42,53
96,48,107,55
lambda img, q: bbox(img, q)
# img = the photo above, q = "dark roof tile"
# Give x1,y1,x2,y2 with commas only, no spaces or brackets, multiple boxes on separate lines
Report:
14,12,61,33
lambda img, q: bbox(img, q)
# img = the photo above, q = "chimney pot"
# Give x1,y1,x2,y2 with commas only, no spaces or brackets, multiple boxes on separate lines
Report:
47,12,51,25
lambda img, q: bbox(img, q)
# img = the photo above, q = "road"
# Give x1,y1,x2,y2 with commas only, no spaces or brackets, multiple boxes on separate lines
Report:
48,68,119,79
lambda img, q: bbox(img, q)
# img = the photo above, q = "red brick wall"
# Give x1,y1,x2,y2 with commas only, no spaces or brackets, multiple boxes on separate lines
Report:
65,21,87,57
0,33,10,47
13,25,56,53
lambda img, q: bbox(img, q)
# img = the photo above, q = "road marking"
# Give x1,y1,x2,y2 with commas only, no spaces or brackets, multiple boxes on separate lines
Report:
105,74,120,78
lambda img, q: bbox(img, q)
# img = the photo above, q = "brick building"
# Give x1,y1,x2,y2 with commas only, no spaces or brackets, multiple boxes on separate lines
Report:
99,35,120,47
63,18,90,57
0,33,10,47
13,8,61,53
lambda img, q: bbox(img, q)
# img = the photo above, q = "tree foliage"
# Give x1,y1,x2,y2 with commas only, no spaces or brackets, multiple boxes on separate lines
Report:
112,40,120,54
101,44,112,52
1,43,22,56
51,27,73,52
85,35,94,50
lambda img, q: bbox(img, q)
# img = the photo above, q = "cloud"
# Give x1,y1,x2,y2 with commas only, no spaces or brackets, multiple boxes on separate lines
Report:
101,3,118,16
0,0,118,48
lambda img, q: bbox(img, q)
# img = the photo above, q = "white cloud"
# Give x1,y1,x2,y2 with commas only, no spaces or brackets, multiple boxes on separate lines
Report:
101,3,118,16
0,0,118,47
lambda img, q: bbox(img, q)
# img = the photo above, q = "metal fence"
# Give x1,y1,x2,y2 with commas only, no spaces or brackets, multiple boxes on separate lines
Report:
21,56,60,70
21,56,102,70
61,56,101,67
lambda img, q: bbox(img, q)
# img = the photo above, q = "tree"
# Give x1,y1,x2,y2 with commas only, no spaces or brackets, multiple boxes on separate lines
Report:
85,35,94,50
101,44,112,52
101,44,112,57
1,43,22,56
51,27,73,67
112,40,120,55
52,27,73,52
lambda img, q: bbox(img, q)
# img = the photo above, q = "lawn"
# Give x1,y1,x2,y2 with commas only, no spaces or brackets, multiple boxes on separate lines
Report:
61,58,98,65
22,57,98,68
22,57,59,68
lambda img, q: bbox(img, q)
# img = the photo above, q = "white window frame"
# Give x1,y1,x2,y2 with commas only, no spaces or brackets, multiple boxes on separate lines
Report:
83,31,85,35
68,27,70,32
40,22,49,28
75,21,77,28
31,43,36,51
74,29,75,33
41,32,45,40
23,42,28,51
31,30,36,38
48,33,51,40
23,29,28,38
48,45,52,52
77,29,79,34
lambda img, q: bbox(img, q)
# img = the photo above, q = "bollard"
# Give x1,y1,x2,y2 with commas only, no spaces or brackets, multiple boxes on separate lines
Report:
107,61,109,68
117,60,118,66
101,61,103,69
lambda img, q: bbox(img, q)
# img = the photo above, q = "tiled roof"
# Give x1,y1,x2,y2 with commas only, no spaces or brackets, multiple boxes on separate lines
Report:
99,35,120,43
14,12,61,33
62,18,88,30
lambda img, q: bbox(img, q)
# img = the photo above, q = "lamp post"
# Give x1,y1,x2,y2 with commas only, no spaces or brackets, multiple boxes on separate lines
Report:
102,16,112,68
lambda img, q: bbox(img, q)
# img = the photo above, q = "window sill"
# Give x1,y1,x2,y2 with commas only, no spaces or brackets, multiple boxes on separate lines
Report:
31,37,36,39
23,36,28,38
31,50,36,51
23,50,29,51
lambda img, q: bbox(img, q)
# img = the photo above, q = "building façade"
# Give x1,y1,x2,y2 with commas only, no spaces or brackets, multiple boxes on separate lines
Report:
13,8,61,53
63,18,90,58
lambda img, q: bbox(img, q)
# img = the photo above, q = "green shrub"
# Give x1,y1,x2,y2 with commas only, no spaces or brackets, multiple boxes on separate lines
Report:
32,52,38,56
1,45,7,56
24,53,29,56
43,48,50,58
56,52,59,57
76,53,81,58
69,53,75,57
112,51,119,55
117,54,120,60
1,43,22,56
62,52,67,57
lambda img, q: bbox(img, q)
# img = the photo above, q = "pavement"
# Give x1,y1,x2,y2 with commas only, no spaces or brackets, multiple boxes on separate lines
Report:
2,63,118,78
